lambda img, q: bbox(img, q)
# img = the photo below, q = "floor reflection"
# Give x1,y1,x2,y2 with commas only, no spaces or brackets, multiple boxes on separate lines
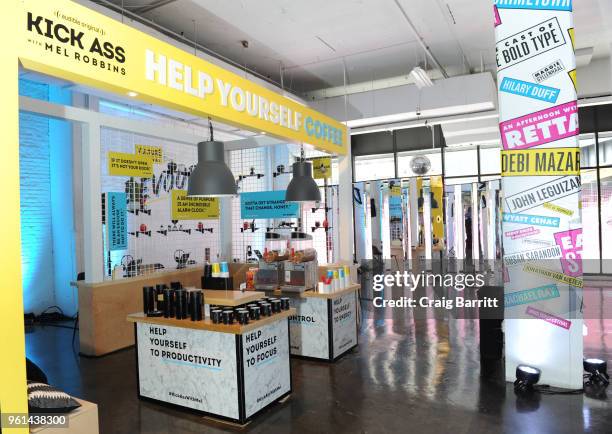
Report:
24,282,612,434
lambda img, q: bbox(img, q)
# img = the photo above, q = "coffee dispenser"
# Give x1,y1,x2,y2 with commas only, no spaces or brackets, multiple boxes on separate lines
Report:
281,232,318,292
254,232,289,290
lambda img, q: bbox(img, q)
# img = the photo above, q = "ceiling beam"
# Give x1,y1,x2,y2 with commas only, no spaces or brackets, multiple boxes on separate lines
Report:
392,0,449,79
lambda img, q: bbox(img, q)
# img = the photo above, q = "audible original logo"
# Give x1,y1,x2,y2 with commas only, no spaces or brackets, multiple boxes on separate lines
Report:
26,12,126,75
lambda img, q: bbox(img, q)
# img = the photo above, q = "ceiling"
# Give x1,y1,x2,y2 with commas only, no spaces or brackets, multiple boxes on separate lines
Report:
95,0,612,95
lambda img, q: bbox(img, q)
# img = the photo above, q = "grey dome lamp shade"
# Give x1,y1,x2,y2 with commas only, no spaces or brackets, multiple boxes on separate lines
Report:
187,140,237,197
285,160,321,202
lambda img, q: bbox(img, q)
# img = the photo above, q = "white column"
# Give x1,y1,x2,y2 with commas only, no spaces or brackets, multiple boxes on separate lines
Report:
423,180,432,269
337,135,354,263
495,2,583,389
471,183,480,266
81,123,104,283
403,186,412,263
409,178,419,248
454,186,464,272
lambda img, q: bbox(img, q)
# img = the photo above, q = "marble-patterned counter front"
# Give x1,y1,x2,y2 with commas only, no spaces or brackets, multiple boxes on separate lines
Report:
266,285,359,361
129,310,293,424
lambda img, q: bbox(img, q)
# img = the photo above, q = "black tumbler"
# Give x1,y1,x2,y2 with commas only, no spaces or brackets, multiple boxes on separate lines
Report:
271,300,281,313
203,264,212,279
167,290,176,318
175,289,187,319
211,309,222,324
222,310,234,325
280,298,290,310
237,310,249,324
143,286,155,314
162,288,172,318
249,306,261,321
261,303,272,317
190,291,203,321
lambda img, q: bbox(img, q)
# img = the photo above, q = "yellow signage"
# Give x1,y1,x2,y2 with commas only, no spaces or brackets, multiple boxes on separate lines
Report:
17,0,347,154
108,152,153,177
171,190,219,220
312,157,332,179
501,148,580,176
568,69,577,91
431,176,444,241
543,202,573,216
568,28,575,51
135,144,163,164
523,263,583,288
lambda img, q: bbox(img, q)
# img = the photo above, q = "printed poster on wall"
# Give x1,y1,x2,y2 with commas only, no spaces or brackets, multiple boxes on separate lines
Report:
240,190,299,219
108,151,154,177
106,192,127,251
135,144,163,163
171,189,219,220
389,195,403,218
312,157,332,179
431,176,444,241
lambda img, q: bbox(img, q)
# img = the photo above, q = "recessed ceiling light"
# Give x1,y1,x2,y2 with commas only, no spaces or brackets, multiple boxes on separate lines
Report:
260,131,267,135
127,91,138,97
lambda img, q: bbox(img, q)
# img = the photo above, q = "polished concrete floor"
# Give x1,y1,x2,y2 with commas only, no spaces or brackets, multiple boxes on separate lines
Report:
26,293,612,434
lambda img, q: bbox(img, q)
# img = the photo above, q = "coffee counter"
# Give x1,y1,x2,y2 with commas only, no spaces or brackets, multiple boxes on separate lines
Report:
127,308,295,425
265,284,360,361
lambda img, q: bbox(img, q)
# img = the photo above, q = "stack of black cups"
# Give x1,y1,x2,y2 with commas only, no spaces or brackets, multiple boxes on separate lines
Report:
142,282,204,322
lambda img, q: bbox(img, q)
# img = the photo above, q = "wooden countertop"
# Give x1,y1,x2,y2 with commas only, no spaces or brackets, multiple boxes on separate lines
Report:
265,284,360,299
127,308,295,335
201,289,265,306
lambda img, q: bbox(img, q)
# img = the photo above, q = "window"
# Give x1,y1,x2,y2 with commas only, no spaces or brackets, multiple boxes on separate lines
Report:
444,176,478,186
479,146,501,174
396,149,442,177
354,154,395,181
599,132,612,166
581,169,600,273
600,168,612,272
444,147,478,177
580,134,597,168
480,175,501,182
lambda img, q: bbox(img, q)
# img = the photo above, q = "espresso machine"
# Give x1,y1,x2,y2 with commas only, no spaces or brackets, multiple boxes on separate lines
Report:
254,232,288,290
281,232,318,292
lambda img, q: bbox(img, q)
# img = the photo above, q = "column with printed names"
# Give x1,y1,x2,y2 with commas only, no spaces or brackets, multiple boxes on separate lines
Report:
494,0,583,389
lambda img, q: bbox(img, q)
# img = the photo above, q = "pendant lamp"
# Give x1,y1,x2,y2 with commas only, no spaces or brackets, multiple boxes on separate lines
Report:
187,119,237,197
285,145,321,202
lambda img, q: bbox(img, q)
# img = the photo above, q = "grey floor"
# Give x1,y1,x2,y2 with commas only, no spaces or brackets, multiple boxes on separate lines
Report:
25,289,612,434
